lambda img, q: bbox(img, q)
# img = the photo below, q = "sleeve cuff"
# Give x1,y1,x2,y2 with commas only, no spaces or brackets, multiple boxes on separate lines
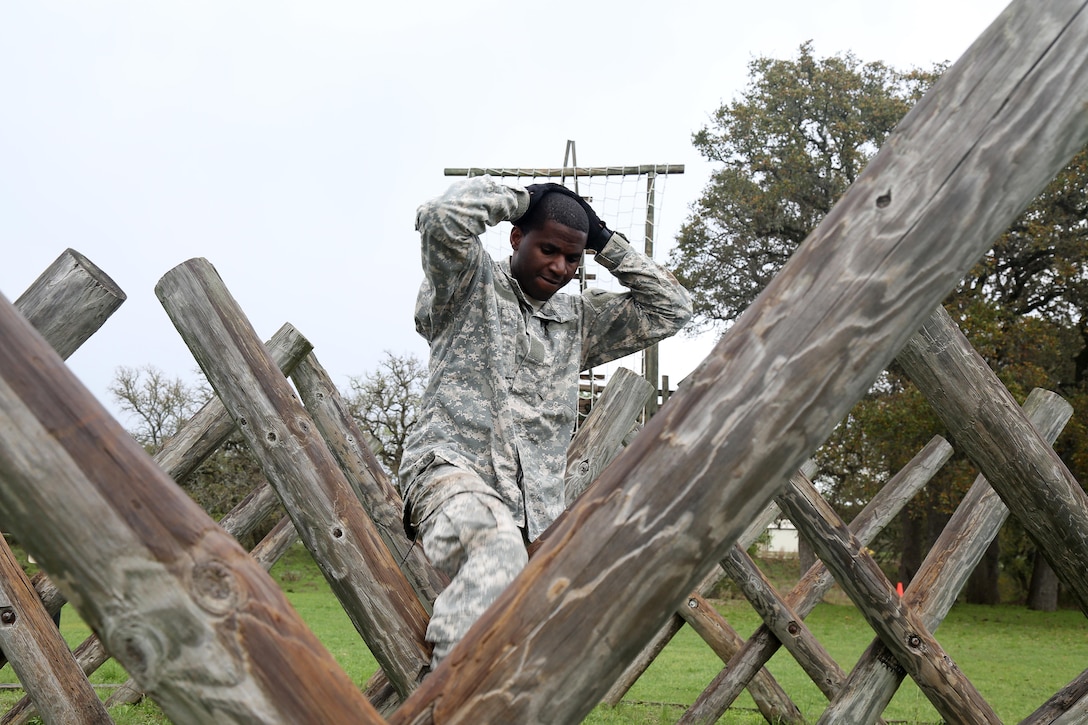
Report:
592,232,632,270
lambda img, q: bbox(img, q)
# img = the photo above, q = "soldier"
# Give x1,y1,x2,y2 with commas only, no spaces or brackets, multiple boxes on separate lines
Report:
400,175,692,666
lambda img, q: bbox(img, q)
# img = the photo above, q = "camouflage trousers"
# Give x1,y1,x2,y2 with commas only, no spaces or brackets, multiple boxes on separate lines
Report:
408,464,528,666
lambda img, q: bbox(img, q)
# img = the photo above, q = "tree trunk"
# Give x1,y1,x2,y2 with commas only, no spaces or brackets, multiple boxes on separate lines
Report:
899,508,923,587
965,535,1001,605
798,532,817,577
1027,551,1059,611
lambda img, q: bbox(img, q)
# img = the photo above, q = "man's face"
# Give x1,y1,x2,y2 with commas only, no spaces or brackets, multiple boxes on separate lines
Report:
509,220,587,301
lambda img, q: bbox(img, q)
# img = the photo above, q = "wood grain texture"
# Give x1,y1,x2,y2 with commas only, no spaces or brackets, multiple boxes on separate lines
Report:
1025,668,1088,725
0,249,124,724
565,368,653,503
897,305,1088,612
778,474,1000,723
678,594,803,724
390,5,1088,720
13,248,125,360
156,258,431,697
602,499,786,706
11,323,313,715
0,295,381,724
681,435,951,721
291,353,447,610
821,390,1073,722
0,542,111,725
102,514,301,711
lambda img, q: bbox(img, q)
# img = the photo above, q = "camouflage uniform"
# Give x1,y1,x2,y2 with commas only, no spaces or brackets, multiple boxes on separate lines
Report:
401,175,692,663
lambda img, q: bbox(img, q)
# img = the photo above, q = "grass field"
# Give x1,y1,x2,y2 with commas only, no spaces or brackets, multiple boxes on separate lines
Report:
3,544,1087,723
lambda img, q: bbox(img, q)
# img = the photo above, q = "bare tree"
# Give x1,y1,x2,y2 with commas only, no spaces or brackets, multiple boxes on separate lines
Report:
110,365,274,536
346,351,426,479
110,365,208,450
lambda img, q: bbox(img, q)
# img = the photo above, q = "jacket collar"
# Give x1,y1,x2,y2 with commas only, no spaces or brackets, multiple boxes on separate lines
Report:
499,257,578,323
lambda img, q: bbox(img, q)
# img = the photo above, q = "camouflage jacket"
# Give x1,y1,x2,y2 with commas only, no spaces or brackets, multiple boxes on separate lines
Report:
400,175,693,541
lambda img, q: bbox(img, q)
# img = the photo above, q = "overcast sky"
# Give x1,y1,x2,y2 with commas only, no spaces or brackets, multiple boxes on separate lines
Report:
1,0,1010,428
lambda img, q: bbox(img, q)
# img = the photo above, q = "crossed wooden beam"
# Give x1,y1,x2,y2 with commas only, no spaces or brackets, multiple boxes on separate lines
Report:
3,1,1088,721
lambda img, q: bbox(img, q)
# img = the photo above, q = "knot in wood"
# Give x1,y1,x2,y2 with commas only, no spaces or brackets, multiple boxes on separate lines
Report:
0,607,15,625
192,560,243,615
907,633,923,649
108,620,165,681
579,460,590,474
786,621,800,636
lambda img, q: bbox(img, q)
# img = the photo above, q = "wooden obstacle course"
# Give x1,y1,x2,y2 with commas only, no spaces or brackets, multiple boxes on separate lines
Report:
0,0,1088,721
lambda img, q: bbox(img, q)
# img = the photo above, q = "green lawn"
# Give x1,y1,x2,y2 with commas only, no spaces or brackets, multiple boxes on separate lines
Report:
2,545,1086,723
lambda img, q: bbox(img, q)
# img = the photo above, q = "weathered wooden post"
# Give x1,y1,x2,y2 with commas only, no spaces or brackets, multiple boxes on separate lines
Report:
565,367,653,503
13,248,126,359
99,515,300,713
682,436,952,721
290,353,448,609
776,471,1001,723
897,305,1088,612
22,323,310,630
389,2,1088,721
0,249,126,725
0,295,382,722
156,258,432,697
822,388,1073,723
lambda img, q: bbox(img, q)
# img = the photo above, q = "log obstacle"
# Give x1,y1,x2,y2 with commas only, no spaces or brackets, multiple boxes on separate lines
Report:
0,274,382,722
0,0,1087,721
389,1,1088,722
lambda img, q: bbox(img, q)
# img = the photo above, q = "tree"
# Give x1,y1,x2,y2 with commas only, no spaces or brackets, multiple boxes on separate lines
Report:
345,351,426,480
110,365,206,450
110,365,275,544
670,43,1088,606
670,41,939,329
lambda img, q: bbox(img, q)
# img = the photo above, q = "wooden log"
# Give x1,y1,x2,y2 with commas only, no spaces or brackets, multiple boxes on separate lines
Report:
822,388,1072,723
3,618,114,725
156,258,431,697
153,322,314,485
0,250,126,725
565,367,654,504
391,3,1088,719
291,353,447,609
1022,667,1088,725
602,498,788,706
29,322,308,617
13,248,125,360
717,547,848,703
15,322,311,665
680,435,951,723
0,295,382,723
100,514,300,712
0,542,111,725
777,472,1000,723
897,305,1088,613
678,594,804,725
601,615,683,707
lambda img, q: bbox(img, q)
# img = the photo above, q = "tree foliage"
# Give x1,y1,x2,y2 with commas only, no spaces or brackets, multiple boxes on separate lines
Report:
671,41,939,329
670,43,1088,606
